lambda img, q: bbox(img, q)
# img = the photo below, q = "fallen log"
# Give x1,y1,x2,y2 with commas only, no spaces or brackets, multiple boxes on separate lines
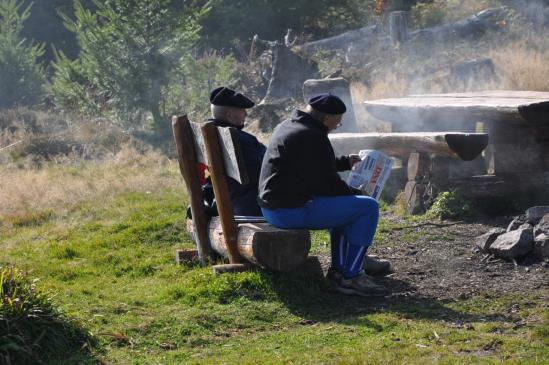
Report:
364,91,549,128
329,132,489,161
187,218,311,272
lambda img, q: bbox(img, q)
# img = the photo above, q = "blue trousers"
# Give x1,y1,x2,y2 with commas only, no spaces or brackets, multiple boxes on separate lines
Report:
261,195,379,278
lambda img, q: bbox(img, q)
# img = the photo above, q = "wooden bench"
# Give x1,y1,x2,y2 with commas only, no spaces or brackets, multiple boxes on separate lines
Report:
329,131,489,214
171,115,311,272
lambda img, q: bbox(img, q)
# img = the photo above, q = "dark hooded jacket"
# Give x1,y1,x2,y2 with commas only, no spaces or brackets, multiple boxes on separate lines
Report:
257,110,359,210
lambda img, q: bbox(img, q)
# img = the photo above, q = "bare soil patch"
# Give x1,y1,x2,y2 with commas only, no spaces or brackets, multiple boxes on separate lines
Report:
318,213,548,301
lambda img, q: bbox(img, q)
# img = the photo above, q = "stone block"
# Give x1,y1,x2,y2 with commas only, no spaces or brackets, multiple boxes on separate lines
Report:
534,213,549,237
534,233,549,259
475,227,506,252
507,214,527,232
525,206,549,224
489,228,534,260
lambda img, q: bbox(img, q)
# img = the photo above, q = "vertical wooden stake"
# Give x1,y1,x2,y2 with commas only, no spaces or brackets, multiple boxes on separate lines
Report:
172,116,214,265
201,122,243,264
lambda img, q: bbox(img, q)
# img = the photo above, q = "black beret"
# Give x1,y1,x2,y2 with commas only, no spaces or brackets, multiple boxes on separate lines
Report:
308,93,346,114
209,86,255,108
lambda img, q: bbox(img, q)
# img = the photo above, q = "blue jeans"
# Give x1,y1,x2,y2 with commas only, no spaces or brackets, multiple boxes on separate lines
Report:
261,195,379,277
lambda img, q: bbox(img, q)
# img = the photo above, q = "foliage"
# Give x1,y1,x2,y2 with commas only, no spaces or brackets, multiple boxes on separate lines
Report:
0,266,93,364
426,189,475,220
163,51,239,122
52,0,209,132
311,48,345,78
20,0,95,63
0,0,46,109
199,0,380,50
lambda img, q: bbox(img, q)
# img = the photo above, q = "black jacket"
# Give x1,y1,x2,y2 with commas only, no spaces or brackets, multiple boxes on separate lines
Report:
257,110,358,209
210,119,266,216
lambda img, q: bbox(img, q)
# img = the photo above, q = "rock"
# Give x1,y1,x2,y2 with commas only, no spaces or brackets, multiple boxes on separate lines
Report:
507,214,527,232
489,228,534,260
533,233,549,259
525,206,549,224
475,227,506,252
518,222,533,230
534,213,549,237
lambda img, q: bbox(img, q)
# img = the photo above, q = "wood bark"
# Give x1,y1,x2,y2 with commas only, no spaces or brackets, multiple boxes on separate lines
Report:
172,116,213,265
389,11,408,45
187,218,311,272
201,122,243,264
329,132,488,161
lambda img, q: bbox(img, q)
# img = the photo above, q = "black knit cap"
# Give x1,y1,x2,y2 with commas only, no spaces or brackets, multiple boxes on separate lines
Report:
308,93,346,114
209,86,255,108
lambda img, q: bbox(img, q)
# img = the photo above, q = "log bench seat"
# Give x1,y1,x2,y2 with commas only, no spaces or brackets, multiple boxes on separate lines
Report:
172,115,311,271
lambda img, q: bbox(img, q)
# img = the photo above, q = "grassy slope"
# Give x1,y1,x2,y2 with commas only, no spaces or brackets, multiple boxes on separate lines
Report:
0,189,547,364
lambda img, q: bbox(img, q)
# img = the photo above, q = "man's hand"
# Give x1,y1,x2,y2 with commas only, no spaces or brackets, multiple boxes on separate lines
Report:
349,154,361,168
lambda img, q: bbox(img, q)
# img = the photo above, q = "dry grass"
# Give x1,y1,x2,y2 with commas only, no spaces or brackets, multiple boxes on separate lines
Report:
0,145,181,225
490,39,549,91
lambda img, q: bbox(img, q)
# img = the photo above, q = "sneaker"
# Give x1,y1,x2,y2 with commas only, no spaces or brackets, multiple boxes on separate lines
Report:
334,270,388,297
362,255,391,276
326,267,343,282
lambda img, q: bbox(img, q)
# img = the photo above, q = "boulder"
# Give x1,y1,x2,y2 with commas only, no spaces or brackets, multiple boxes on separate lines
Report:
534,213,549,237
525,206,549,224
534,234,549,259
475,227,506,252
506,214,527,232
489,228,534,260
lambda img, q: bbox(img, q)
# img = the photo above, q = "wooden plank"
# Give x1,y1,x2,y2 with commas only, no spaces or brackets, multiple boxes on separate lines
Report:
407,152,430,181
329,132,488,161
187,218,311,272
364,91,549,126
189,122,248,185
171,116,213,265
201,122,243,264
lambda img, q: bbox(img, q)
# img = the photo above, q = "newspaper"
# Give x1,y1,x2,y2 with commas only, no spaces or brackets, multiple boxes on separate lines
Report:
346,150,393,201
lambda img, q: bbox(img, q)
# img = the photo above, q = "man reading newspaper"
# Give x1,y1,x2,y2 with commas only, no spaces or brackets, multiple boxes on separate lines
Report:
258,94,391,297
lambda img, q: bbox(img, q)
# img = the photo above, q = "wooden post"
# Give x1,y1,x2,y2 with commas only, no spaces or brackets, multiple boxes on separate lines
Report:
172,116,213,265
389,11,408,45
201,122,243,264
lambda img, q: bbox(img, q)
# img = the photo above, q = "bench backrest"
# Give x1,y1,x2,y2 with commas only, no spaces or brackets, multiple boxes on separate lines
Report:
172,115,248,265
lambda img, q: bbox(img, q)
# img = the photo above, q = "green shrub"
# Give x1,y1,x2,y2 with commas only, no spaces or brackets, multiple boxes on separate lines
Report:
0,0,46,109
426,189,475,220
164,52,239,123
0,266,93,364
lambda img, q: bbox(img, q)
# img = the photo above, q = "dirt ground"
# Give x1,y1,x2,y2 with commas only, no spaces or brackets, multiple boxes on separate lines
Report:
317,212,549,301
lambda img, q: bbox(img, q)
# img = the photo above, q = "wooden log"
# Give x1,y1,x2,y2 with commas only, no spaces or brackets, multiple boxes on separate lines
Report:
189,121,249,185
303,78,358,133
329,132,488,161
172,116,213,265
186,218,311,272
389,11,408,45
201,122,243,264
403,181,425,215
261,43,320,104
212,264,254,274
407,152,430,181
364,91,549,128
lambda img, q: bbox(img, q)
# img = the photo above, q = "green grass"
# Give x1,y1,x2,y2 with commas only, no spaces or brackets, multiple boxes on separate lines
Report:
1,188,547,364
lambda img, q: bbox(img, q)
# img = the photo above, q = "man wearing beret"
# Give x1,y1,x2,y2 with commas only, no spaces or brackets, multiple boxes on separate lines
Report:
208,86,266,216
258,94,389,297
